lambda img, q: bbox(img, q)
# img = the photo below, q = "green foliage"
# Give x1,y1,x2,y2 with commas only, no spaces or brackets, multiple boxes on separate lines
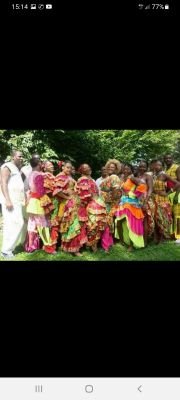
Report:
0,230,180,261
0,129,180,177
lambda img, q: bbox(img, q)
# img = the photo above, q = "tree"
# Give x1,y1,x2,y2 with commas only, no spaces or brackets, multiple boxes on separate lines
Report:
0,129,179,176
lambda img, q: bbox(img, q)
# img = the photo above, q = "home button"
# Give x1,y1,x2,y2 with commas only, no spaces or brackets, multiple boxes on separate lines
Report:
85,385,94,393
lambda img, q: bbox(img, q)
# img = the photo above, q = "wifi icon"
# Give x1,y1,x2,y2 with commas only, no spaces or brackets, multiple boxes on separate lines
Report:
145,4,150,8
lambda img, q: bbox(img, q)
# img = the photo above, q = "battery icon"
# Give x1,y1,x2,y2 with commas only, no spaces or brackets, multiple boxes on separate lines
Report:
46,4,52,8
165,4,169,9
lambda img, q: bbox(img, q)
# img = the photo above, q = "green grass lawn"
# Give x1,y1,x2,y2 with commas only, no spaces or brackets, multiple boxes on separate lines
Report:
0,231,180,262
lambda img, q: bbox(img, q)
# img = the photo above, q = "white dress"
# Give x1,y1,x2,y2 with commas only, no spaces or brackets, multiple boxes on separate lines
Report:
0,162,25,255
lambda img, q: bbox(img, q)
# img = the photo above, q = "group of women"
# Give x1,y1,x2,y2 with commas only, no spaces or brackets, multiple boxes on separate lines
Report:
23,157,180,255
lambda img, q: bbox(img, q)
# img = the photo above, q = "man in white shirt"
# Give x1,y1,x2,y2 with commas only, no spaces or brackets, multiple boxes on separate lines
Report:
96,166,108,191
21,153,41,192
0,150,25,258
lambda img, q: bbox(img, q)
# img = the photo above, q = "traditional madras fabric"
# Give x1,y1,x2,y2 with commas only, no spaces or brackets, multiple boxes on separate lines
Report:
76,176,107,248
165,164,180,239
53,173,87,253
114,178,146,248
25,171,51,253
166,164,179,190
99,174,122,251
152,177,173,239
40,171,55,215
169,191,180,239
143,197,155,237
40,171,60,254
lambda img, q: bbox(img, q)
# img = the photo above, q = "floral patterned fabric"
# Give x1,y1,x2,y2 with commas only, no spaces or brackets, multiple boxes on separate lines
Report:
76,176,107,247
54,173,87,253
152,177,173,239
99,174,122,251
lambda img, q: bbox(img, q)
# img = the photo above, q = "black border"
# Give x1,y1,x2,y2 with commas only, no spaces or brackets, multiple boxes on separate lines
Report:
1,128,180,377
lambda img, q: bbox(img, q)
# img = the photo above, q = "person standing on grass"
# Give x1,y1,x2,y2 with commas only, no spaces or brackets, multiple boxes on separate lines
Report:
40,161,59,254
164,154,180,243
96,167,108,192
24,157,53,253
114,164,147,251
0,150,25,258
53,161,87,256
137,160,154,245
152,160,180,244
76,164,107,253
99,159,122,252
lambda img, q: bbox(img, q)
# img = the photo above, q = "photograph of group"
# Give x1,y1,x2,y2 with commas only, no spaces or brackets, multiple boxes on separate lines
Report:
0,129,180,262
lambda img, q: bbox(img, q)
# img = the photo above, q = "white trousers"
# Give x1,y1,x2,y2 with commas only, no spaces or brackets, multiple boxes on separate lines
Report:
1,203,25,255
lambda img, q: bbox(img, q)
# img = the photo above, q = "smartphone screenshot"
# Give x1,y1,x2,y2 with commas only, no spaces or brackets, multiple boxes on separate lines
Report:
0,0,179,397
0,130,180,399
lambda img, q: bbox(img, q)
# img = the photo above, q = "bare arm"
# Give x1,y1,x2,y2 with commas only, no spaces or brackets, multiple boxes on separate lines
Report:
1,167,14,210
129,175,142,185
146,174,153,200
165,173,180,191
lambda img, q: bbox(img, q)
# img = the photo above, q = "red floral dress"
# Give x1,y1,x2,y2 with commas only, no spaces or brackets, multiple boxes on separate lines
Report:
53,173,87,253
76,176,107,247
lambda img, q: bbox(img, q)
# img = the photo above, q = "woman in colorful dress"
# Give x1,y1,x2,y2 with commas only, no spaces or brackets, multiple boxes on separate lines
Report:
99,159,122,252
164,154,180,242
76,164,107,252
114,164,147,251
152,160,180,244
24,158,52,253
40,161,60,254
53,161,87,256
137,160,154,245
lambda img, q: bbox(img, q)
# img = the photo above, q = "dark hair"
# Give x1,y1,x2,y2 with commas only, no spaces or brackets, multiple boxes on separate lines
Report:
64,160,72,165
154,159,164,166
164,154,173,158
139,159,148,168
31,153,40,160
124,163,133,171
11,149,21,157
150,159,157,164
78,164,91,175
30,158,41,168
58,160,72,170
